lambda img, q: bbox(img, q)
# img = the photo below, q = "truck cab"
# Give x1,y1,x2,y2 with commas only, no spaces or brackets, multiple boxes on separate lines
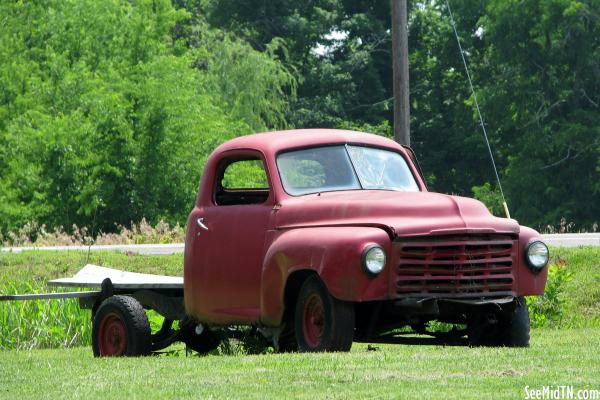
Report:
184,129,549,351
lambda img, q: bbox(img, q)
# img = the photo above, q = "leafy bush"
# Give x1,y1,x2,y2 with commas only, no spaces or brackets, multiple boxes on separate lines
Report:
527,257,573,328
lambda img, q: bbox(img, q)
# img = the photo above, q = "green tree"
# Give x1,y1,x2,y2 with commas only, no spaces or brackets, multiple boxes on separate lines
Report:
0,0,295,236
478,0,600,227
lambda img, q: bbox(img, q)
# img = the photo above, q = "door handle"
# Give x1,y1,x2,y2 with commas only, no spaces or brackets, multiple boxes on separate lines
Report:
197,217,209,231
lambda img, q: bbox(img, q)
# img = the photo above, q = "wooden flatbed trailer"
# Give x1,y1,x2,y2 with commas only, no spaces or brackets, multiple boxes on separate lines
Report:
0,265,217,356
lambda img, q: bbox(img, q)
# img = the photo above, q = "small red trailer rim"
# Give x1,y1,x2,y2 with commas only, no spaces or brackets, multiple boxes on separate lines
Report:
98,312,128,356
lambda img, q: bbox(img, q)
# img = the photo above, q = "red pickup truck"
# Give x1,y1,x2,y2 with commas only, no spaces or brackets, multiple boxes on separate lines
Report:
181,129,549,352
36,128,547,356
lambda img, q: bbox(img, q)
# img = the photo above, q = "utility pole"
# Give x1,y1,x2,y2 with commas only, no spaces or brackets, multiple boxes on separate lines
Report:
391,0,410,146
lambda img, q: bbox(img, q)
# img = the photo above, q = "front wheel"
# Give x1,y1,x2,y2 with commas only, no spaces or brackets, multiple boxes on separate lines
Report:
294,275,354,352
467,297,530,347
499,297,530,347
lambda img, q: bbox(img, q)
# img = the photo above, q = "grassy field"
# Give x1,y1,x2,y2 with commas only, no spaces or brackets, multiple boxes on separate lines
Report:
1,247,599,398
559,248,600,327
1,329,599,399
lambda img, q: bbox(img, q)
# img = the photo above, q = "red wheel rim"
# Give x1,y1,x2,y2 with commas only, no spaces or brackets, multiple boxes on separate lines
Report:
302,293,325,348
98,312,127,356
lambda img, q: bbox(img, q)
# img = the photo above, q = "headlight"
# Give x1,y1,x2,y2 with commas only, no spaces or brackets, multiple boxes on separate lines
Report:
362,245,386,275
525,240,549,272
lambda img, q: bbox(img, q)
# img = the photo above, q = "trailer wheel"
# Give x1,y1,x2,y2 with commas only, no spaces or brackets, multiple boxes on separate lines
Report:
92,295,151,357
294,275,354,352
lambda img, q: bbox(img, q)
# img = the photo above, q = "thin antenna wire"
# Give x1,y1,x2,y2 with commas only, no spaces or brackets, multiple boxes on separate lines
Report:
444,0,511,219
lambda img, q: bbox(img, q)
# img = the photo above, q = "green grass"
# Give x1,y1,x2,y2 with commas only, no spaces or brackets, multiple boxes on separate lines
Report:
1,329,599,399
558,247,600,327
0,250,184,281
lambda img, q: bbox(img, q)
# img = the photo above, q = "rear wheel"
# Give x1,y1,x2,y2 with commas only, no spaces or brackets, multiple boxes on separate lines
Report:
92,295,151,357
294,275,354,352
178,319,221,354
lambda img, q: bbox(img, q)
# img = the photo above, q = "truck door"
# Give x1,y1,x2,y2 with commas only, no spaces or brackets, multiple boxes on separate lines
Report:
191,154,274,324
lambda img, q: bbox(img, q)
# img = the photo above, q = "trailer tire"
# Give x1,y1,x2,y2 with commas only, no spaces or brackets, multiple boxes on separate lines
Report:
294,275,354,352
92,295,151,357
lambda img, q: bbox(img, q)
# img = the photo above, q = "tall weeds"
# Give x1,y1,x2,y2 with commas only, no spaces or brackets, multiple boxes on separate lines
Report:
0,282,91,350
0,218,185,247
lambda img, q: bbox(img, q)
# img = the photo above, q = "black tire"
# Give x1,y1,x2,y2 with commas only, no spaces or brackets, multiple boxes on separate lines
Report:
179,323,221,354
294,275,354,352
92,295,151,357
467,297,530,347
277,315,299,352
498,297,530,347
467,313,500,347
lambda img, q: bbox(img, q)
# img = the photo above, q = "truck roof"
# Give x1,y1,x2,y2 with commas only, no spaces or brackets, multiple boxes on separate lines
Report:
213,129,405,156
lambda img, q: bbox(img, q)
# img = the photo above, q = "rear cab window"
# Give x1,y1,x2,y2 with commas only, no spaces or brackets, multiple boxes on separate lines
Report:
215,158,270,205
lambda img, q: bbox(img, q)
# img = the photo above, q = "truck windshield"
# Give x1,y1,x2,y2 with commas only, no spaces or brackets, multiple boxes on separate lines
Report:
277,145,420,196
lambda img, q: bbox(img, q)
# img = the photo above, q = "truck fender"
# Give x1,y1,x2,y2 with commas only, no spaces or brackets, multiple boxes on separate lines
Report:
260,226,391,326
516,226,549,295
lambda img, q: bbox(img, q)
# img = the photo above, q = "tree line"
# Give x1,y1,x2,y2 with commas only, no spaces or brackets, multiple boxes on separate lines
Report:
0,0,598,239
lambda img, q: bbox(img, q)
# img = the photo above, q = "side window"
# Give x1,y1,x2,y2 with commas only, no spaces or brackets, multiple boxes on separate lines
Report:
222,160,268,189
215,158,270,205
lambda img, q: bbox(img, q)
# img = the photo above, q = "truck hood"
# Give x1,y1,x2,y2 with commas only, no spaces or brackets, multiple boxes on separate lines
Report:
275,190,519,237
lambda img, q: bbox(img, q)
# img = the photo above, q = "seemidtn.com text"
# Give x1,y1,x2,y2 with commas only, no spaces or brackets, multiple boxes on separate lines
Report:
524,386,600,400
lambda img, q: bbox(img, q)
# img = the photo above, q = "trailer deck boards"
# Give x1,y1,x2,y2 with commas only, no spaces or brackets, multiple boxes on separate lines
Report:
48,264,184,290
